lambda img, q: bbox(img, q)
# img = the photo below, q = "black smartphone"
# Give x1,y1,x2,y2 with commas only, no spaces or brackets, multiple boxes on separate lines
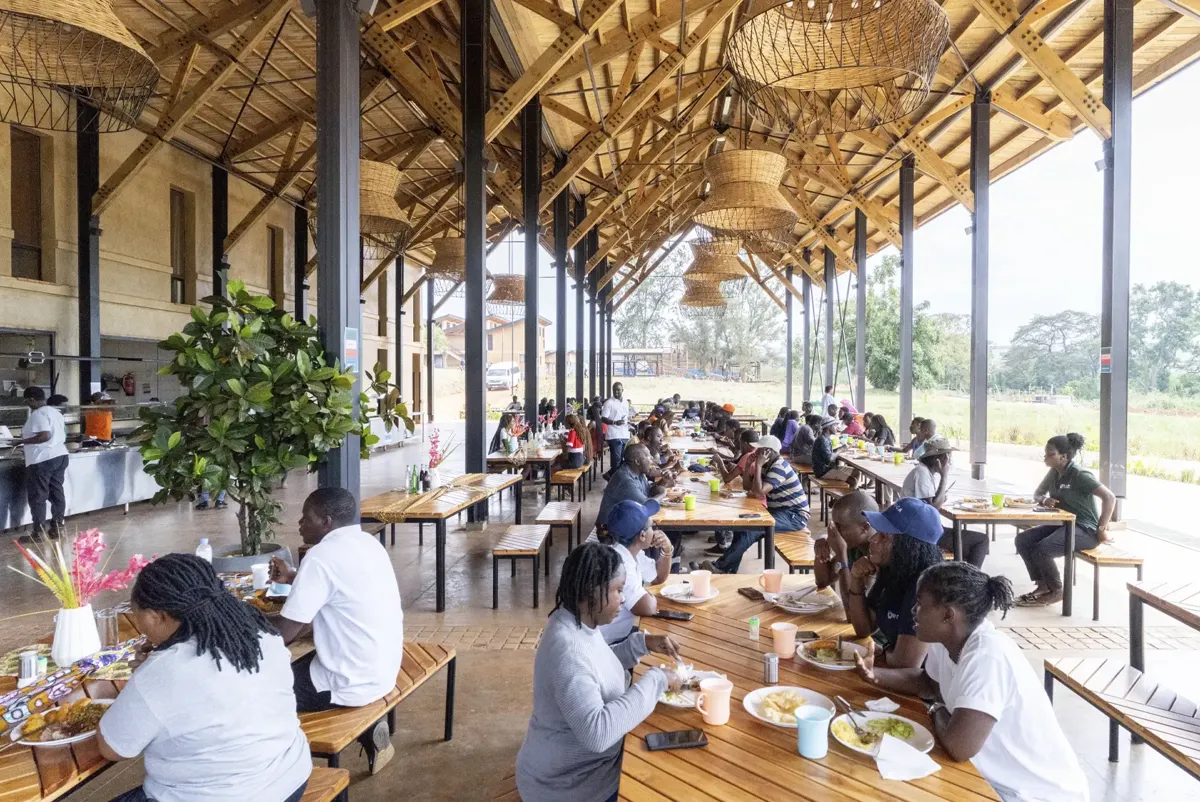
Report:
795,630,821,641
738,513,758,519
738,587,765,601
645,730,708,751
652,610,694,621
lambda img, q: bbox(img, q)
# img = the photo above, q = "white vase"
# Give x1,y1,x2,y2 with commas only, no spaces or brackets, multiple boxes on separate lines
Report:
51,605,102,667
429,468,444,488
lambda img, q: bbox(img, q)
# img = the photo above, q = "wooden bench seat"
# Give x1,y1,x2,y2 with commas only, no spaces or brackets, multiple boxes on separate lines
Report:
364,520,389,547
301,768,351,802
773,530,816,574
550,467,588,501
811,477,852,524
536,500,583,550
1045,656,1200,776
492,773,520,801
300,642,456,768
1075,545,1145,621
493,524,552,608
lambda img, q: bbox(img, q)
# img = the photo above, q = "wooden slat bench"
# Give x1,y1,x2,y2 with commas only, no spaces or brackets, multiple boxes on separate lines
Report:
492,773,520,801
301,767,351,802
364,520,389,547
1045,656,1200,776
773,530,815,574
1075,544,1144,621
300,642,456,769
550,467,588,501
536,500,583,551
791,461,814,495
493,524,552,608
811,477,852,524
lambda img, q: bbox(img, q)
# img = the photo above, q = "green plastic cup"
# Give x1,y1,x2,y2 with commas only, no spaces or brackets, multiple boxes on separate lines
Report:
893,452,903,466
708,477,721,494
684,494,696,511
992,493,1005,509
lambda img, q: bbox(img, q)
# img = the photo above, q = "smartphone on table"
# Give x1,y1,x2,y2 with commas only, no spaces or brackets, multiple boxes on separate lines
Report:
645,730,708,751
652,610,694,621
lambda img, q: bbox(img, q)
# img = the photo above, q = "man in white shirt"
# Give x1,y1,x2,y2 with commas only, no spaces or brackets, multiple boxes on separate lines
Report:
820,385,837,419
271,487,405,774
600,382,631,478
19,387,69,540
598,499,672,644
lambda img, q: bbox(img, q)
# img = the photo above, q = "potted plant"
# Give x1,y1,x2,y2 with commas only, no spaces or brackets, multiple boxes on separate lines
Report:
133,280,412,569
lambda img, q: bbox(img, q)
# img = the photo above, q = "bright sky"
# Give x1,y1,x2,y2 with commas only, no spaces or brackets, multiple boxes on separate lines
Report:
444,61,1200,349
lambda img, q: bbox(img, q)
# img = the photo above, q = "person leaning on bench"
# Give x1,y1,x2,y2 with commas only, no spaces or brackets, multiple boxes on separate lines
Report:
97,554,313,802
270,488,405,774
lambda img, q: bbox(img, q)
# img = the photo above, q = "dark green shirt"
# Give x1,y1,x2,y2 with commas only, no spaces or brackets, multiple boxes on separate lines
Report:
1038,462,1101,531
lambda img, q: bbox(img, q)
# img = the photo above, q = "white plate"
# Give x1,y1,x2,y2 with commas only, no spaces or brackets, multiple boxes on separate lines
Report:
742,686,836,728
13,699,113,747
658,669,725,708
659,584,720,604
797,640,869,672
830,711,934,756
764,589,840,614
1003,500,1037,509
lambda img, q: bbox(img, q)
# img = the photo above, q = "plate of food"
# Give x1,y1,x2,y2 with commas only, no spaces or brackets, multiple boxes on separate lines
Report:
743,686,835,728
246,589,286,617
764,588,840,614
959,496,990,505
1004,496,1038,509
797,639,869,671
955,500,997,512
830,711,934,756
13,698,113,747
659,668,725,708
659,583,719,604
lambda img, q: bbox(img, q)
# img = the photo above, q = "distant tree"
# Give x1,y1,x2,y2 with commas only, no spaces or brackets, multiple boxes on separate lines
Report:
613,256,683,348
862,255,944,391
1129,281,1200,393
996,312,1098,392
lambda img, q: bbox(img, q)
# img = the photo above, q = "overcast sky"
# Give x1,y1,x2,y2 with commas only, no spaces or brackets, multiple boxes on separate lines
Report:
442,62,1200,348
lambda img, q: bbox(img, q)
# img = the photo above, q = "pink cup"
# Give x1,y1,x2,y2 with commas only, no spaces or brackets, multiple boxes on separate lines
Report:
759,569,784,594
771,622,798,659
695,677,733,726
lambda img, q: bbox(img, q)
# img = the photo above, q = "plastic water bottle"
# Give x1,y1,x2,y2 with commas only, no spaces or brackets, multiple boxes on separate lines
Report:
195,538,213,563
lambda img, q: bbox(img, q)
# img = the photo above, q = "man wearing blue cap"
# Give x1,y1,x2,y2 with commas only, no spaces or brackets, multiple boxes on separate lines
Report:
599,499,673,644
846,498,945,669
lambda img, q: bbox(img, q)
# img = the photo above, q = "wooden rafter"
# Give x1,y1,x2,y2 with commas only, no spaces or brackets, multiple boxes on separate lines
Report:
739,256,785,310
225,135,314,251
374,0,448,31
147,0,278,64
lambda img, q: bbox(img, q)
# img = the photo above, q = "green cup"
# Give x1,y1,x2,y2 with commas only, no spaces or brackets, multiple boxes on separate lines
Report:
697,457,709,467
684,494,696,511
893,452,903,466
992,493,1005,509
708,477,721,494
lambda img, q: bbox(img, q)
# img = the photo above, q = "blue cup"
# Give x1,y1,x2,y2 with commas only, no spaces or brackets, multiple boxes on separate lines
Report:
795,705,832,759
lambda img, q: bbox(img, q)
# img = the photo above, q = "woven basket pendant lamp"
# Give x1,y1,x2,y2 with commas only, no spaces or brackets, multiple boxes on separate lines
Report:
0,0,158,131
680,278,728,318
486,273,525,318
684,232,747,282
308,159,414,260
693,149,797,233
726,0,949,133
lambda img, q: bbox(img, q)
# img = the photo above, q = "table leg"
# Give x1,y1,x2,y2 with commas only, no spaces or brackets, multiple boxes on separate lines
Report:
874,480,883,507
1130,594,1145,746
763,524,775,570
436,519,447,613
544,468,551,500
1061,520,1075,617
515,479,524,524
953,520,963,561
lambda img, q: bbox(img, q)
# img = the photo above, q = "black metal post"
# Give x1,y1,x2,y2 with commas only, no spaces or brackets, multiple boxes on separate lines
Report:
314,0,361,498
802,264,812,403
855,209,867,412
77,99,101,401
553,159,568,414
211,164,229,299
605,299,613,389
522,99,541,424
1101,0,1132,515
574,198,586,404
394,253,405,401
597,276,607,394
970,90,991,480
427,278,435,421
462,0,489,473
588,229,599,400
294,204,308,319
823,246,835,392
785,265,793,408
899,156,915,434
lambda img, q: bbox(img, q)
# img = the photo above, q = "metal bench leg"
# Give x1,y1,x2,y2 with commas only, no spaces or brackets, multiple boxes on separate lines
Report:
1136,564,1143,581
444,656,456,741
391,523,396,546
545,538,550,577
1044,670,1054,701
388,709,396,735
493,555,499,609
757,539,762,559
533,555,540,607
512,558,516,577
1093,562,1101,622
419,522,424,546
327,752,340,768
1109,719,1119,763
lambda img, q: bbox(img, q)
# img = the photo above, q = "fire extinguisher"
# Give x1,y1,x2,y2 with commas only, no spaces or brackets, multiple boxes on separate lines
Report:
122,373,136,396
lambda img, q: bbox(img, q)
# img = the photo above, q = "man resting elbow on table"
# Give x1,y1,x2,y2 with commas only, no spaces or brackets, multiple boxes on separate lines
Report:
268,487,404,775
599,499,673,644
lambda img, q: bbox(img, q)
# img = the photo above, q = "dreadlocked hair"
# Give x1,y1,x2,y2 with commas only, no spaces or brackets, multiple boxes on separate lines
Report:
132,553,274,673
553,542,622,627
918,562,1016,625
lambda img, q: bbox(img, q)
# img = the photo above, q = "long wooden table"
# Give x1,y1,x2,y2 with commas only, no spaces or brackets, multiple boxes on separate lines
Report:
654,479,778,570
488,451,557,498
623,574,999,801
360,472,523,611
1128,581,1200,674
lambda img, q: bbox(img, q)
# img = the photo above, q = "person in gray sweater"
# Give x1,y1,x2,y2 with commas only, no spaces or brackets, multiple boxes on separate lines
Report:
517,543,682,802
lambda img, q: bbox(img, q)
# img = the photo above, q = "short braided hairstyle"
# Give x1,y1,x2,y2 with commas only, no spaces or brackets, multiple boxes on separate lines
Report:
132,553,274,673
918,561,1016,625
553,542,623,626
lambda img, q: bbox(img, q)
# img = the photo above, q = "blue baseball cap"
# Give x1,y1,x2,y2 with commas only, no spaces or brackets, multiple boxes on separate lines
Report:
864,498,943,545
607,499,661,544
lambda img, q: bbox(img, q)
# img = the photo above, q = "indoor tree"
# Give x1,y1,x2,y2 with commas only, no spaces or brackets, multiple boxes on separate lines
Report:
133,280,412,556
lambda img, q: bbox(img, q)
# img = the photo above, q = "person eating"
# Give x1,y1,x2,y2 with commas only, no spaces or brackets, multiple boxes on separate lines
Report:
911,418,937,459
840,407,864,436
898,435,989,568
779,410,802,452
557,413,592,469
599,499,672,644
769,406,789,440
595,443,669,534
788,414,820,465
897,416,926,454
813,491,879,612
856,562,1087,802
98,554,312,802
869,413,896,448
812,416,855,484
490,412,520,455
1015,433,1115,608
516,543,682,802
269,487,404,774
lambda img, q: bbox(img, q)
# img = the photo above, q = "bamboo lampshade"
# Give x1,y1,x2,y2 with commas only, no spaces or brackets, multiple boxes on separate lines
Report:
685,233,747,282
0,0,159,131
428,236,466,280
680,279,728,319
486,273,524,317
307,160,414,259
693,149,797,233
727,0,949,133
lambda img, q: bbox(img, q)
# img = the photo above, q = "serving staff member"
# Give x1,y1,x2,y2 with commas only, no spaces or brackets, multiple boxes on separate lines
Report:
19,386,69,540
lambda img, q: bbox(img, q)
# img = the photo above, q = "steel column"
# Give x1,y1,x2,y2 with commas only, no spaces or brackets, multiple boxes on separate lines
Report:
553,159,569,414
588,230,599,399
427,279,435,422
597,281,606,395
211,164,229,299
314,0,361,498
969,90,991,480
785,265,794,408
854,209,867,412
394,253,405,401
605,300,613,389
802,267,812,403
574,198,586,403
1100,0,1132,513
76,99,101,401
462,0,489,473
899,156,915,435
522,99,541,424
824,246,835,393
294,205,308,319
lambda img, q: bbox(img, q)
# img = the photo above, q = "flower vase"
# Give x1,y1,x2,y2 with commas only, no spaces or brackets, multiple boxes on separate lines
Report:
51,605,102,667
429,467,444,488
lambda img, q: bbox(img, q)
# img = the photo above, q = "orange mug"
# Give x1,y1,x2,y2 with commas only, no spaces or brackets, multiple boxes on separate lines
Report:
695,677,733,726
758,569,784,594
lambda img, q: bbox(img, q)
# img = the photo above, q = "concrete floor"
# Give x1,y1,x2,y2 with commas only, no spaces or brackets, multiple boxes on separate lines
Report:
3,431,1199,801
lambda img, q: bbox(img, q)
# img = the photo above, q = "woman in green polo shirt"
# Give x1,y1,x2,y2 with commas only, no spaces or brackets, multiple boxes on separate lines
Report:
1015,433,1116,607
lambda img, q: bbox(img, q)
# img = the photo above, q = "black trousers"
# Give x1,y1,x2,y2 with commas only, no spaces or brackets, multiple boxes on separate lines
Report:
26,455,67,529
292,651,379,751
108,781,307,802
937,527,989,569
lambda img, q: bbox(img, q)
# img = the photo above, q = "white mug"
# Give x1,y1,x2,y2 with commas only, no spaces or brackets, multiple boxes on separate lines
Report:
251,563,270,591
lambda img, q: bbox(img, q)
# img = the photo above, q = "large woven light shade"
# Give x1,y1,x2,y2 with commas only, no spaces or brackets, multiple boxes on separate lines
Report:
685,233,746,282
427,236,466,298
360,159,413,259
0,0,158,131
694,149,797,233
727,0,949,133
486,273,525,318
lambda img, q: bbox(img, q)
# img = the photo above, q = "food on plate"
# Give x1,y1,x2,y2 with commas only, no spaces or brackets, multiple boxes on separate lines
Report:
247,590,285,614
1004,497,1037,507
832,718,880,749
21,698,107,742
760,689,806,724
867,717,915,739
803,639,848,664
661,691,687,705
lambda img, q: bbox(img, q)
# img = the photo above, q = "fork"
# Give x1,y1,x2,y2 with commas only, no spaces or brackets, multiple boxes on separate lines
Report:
835,695,875,742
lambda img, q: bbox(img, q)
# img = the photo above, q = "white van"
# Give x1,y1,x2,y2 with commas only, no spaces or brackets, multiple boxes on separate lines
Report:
486,362,521,391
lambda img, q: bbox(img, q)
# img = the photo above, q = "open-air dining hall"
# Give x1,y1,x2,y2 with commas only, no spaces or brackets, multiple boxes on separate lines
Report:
0,0,1198,799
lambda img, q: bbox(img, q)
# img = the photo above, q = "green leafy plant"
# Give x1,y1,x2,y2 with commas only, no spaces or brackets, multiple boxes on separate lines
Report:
133,280,413,556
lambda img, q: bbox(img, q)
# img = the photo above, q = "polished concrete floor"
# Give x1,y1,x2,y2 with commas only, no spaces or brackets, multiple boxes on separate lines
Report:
3,434,1199,801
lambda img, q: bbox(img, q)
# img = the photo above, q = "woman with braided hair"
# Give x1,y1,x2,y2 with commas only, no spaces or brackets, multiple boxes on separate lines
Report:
97,553,311,802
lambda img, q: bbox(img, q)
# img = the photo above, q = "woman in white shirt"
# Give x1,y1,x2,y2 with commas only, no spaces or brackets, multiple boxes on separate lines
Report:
856,562,1087,802
98,554,311,802
598,499,672,644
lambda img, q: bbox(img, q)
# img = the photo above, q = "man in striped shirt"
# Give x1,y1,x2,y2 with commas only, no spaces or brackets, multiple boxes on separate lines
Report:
706,435,810,574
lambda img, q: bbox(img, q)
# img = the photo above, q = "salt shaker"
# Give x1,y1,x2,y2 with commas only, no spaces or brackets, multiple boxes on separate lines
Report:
763,653,779,684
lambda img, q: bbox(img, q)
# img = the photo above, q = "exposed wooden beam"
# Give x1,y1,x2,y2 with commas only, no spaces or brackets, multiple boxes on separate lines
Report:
225,141,314,251
990,87,1074,140
401,273,429,305
410,180,461,244
506,0,578,27
542,96,603,133
739,256,785,310
892,127,974,212
374,0,448,31
146,0,276,64
165,44,201,110
783,188,855,273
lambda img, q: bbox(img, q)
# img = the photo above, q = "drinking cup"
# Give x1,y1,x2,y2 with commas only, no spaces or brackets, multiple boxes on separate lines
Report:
771,622,798,659
251,563,270,591
759,569,784,594
688,570,712,597
683,494,696,511
708,477,721,494
94,608,121,649
795,705,832,759
893,452,904,466
695,677,733,726
991,493,1005,509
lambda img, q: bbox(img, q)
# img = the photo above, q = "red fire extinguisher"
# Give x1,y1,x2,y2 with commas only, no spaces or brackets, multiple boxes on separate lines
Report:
122,373,136,396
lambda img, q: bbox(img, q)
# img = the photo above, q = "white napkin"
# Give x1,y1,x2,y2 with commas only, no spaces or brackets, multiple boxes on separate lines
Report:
875,735,941,781
865,697,900,713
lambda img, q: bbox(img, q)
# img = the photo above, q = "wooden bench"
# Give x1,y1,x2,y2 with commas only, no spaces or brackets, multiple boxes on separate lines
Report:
1045,656,1200,776
811,477,852,524
536,500,583,551
550,467,588,501
790,460,814,495
1075,544,1144,621
493,524,552,608
301,767,351,802
365,520,389,547
300,642,456,769
492,773,519,801
773,530,815,574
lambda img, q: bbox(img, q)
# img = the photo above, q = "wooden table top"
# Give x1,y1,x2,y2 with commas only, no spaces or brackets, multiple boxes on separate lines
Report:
488,452,554,465
666,435,722,454
623,575,998,801
653,482,773,528
1128,581,1200,631
360,472,521,521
